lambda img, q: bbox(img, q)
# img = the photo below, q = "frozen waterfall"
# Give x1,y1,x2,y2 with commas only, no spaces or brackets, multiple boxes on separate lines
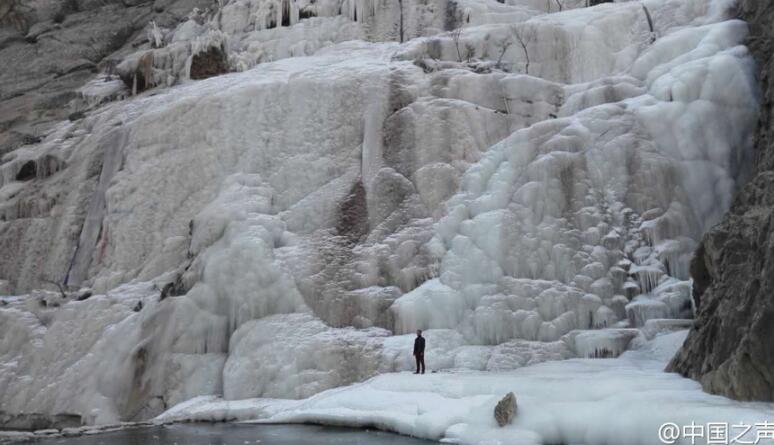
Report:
0,0,759,432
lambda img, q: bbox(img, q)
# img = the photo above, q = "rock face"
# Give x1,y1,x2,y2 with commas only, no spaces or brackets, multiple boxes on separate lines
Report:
494,392,517,427
0,0,214,290
0,0,216,155
667,1,774,401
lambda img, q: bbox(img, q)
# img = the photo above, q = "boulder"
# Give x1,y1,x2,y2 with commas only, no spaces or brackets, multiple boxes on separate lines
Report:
494,392,517,427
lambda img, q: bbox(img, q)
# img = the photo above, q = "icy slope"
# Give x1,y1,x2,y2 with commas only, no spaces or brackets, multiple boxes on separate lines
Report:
392,16,758,341
0,0,759,426
157,332,774,445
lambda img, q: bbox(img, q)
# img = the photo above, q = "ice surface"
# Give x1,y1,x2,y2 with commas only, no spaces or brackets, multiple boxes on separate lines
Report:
0,0,761,426
564,328,641,358
223,313,388,399
390,5,756,344
156,332,774,445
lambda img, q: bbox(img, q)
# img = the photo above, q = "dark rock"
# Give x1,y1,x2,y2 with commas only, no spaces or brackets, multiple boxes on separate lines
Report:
159,282,174,300
68,111,85,121
133,300,143,312
159,276,187,300
0,411,82,431
52,0,78,24
494,392,517,427
688,242,710,309
299,8,316,19
189,45,229,80
0,0,214,155
443,0,460,32
337,180,369,243
0,131,41,157
75,289,92,301
15,160,37,181
667,0,774,401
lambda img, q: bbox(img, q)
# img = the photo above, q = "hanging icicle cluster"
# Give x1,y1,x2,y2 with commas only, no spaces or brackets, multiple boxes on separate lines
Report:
250,0,378,31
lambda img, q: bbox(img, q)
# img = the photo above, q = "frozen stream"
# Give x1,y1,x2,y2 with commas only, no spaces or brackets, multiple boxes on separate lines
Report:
21,424,435,445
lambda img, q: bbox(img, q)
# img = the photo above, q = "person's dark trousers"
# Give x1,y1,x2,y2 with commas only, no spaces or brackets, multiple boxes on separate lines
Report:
415,353,425,374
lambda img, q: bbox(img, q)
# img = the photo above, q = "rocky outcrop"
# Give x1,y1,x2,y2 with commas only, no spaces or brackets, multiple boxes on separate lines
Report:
0,411,81,431
0,0,214,293
494,392,517,427
189,44,228,80
0,0,214,156
667,0,774,401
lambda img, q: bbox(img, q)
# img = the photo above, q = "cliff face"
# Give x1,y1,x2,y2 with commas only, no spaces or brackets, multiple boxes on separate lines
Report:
0,0,213,294
0,0,214,156
667,0,774,401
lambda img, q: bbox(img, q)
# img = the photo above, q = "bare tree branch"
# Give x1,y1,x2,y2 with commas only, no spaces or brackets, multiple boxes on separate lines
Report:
511,25,532,75
464,42,475,63
641,3,656,43
495,35,514,69
450,27,463,62
40,277,67,299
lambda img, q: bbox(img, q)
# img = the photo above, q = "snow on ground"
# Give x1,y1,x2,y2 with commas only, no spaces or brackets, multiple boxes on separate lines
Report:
156,331,774,445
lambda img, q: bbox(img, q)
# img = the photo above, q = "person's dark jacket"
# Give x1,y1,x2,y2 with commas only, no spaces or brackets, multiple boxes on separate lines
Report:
413,336,425,355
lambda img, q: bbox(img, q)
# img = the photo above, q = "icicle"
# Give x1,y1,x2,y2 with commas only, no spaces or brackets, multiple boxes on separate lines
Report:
347,0,355,22
290,0,299,26
147,21,164,48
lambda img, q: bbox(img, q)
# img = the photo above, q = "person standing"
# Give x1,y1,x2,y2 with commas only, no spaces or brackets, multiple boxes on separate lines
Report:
413,330,426,374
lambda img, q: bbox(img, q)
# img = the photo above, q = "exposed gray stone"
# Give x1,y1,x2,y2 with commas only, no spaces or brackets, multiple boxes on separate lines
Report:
667,0,774,402
0,0,215,293
494,392,517,427
0,411,81,431
0,0,215,155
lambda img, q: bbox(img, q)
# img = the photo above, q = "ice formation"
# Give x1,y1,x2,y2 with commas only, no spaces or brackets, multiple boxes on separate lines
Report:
0,0,761,429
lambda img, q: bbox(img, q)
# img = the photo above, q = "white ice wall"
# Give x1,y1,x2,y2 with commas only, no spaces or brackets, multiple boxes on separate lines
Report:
0,0,758,425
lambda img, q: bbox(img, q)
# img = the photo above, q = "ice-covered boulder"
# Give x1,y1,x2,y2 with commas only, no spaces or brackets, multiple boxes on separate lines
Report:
564,328,640,358
641,318,693,340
